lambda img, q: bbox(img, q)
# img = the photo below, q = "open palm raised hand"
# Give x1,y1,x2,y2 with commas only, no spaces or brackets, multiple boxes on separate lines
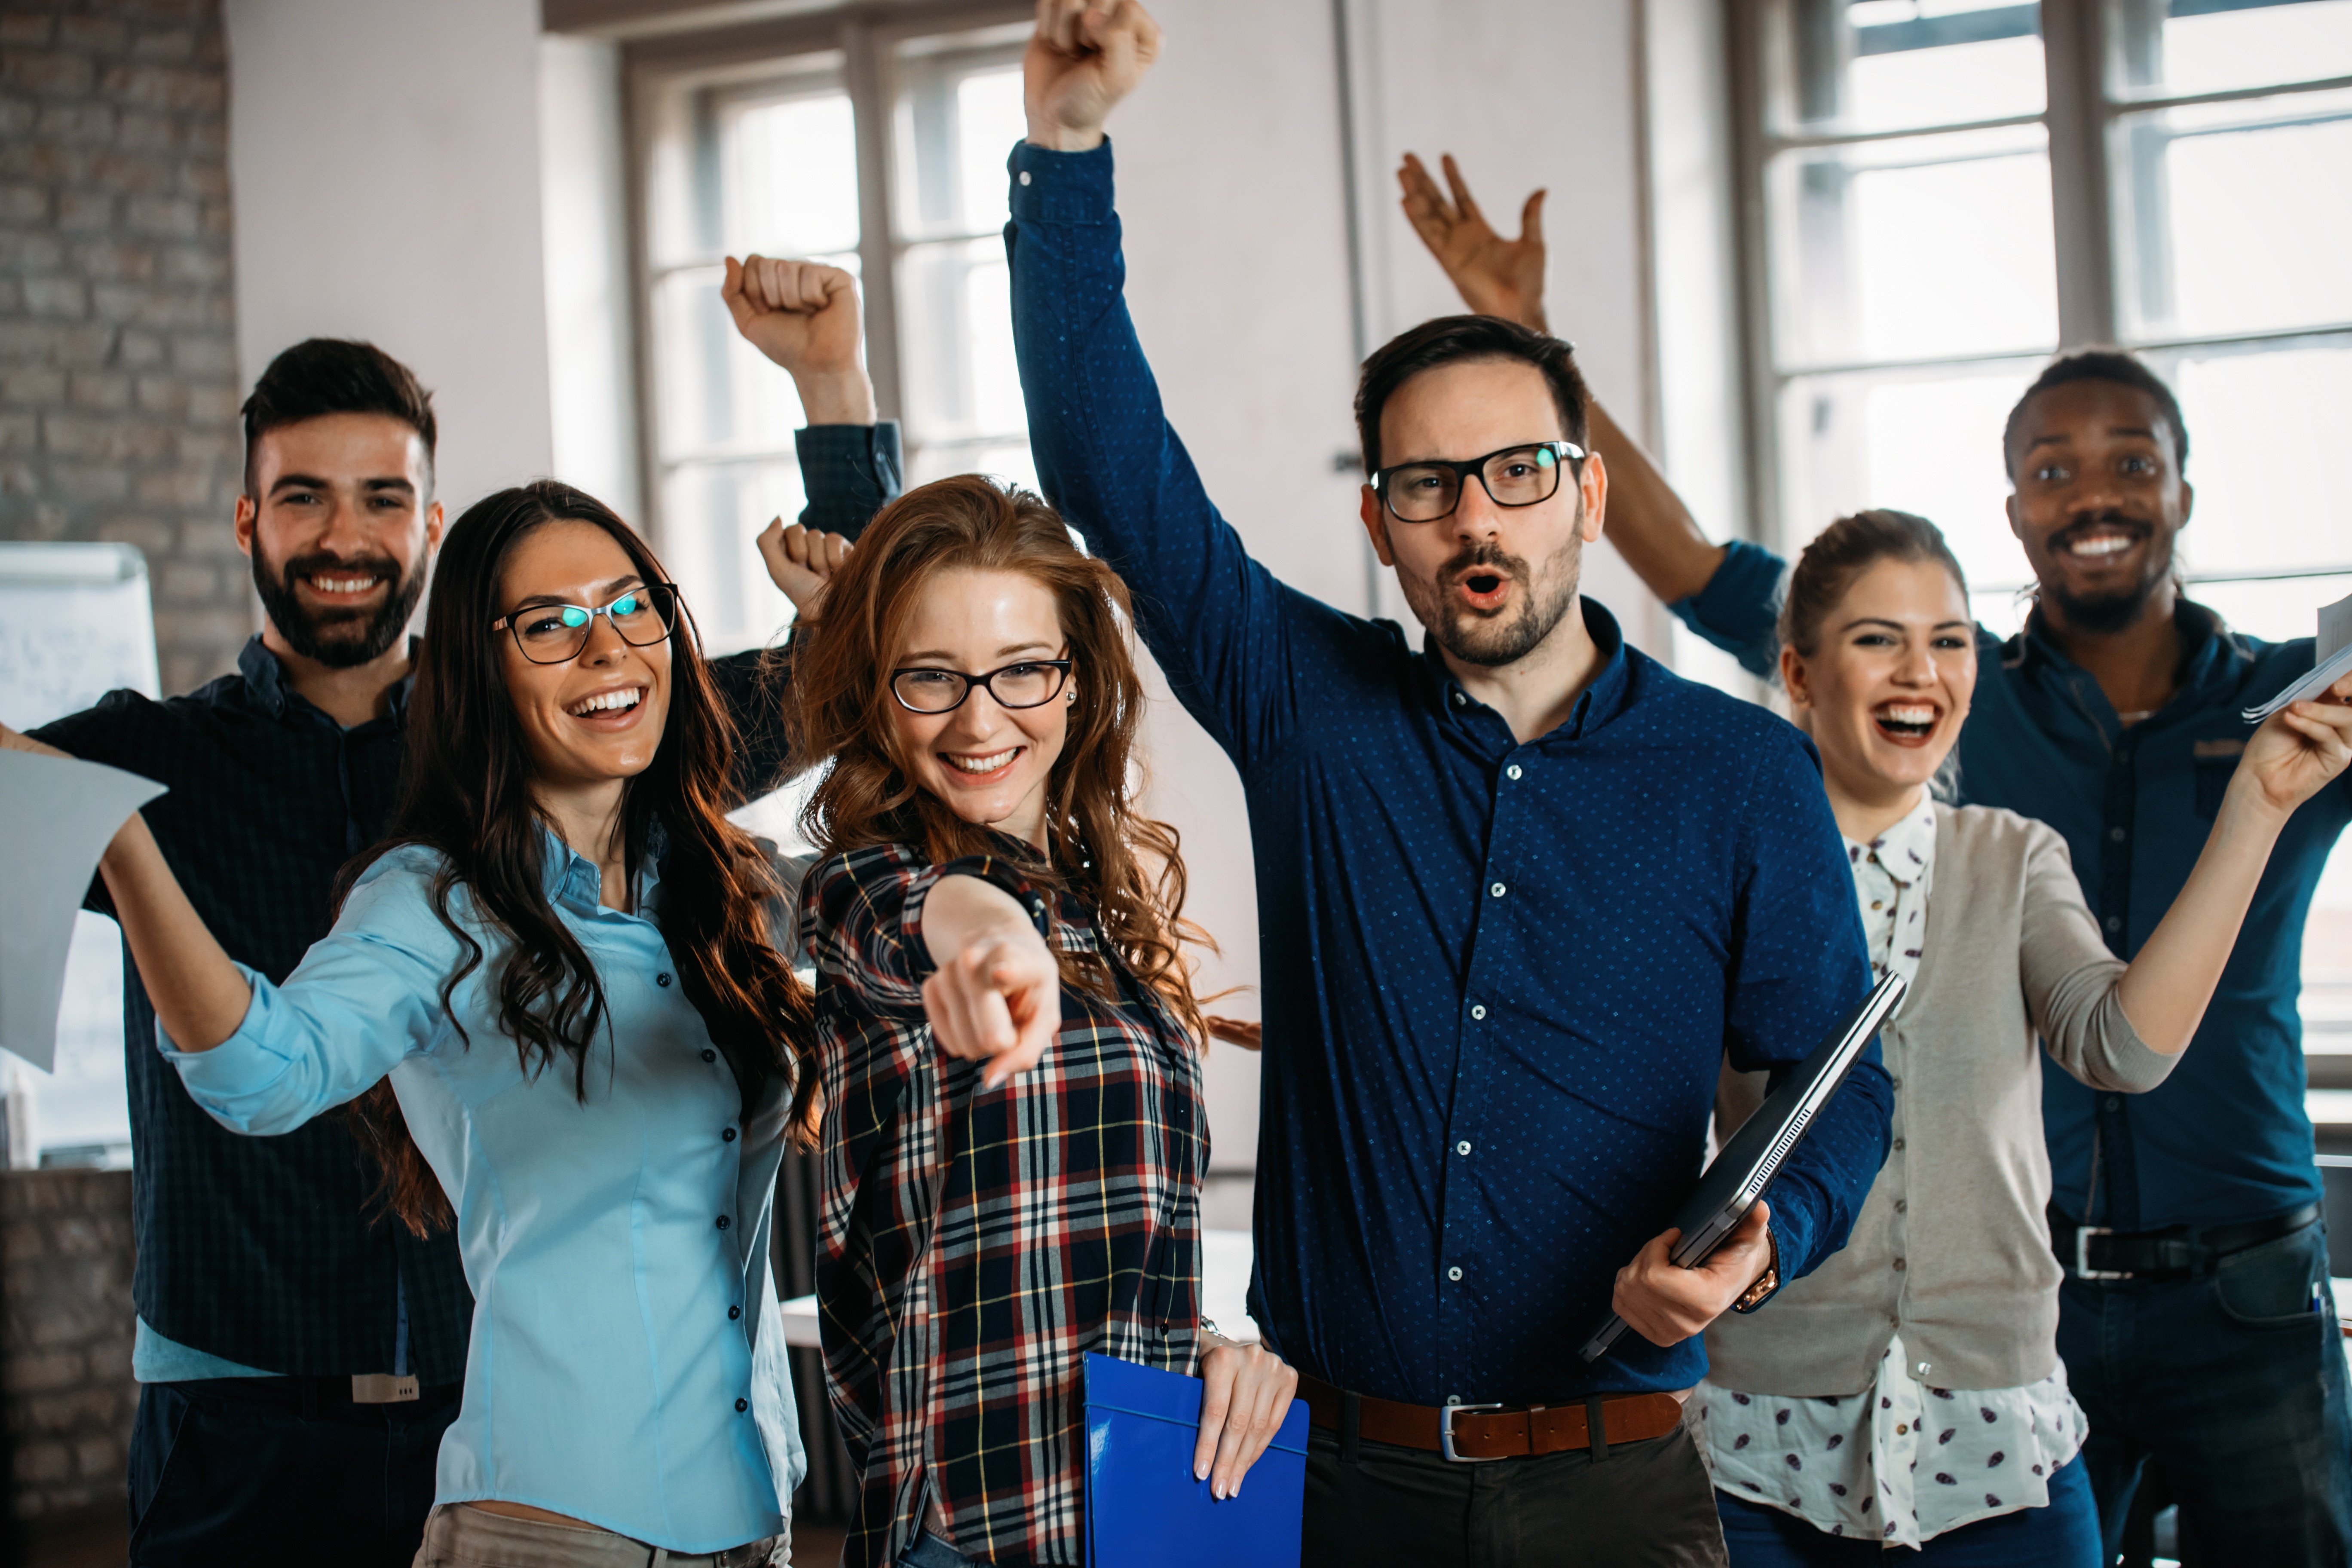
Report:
1397,152,1549,333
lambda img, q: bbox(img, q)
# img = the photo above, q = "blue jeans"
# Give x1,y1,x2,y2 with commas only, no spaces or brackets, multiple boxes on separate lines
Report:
898,1531,982,1568
1715,1455,2098,1565
2058,1217,2352,1565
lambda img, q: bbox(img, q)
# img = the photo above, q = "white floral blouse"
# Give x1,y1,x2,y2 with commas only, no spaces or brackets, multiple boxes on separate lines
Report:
1691,797,2091,1546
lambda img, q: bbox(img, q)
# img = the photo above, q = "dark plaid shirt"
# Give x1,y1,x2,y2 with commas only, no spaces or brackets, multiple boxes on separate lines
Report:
805,843,1206,1568
31,422,900,1383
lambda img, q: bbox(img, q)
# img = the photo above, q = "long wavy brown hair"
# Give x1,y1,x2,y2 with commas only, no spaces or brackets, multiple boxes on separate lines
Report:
791,474,1212,1045
343,481,815,1235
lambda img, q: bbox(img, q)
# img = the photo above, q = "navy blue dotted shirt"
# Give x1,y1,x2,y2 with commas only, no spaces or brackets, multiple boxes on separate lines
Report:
1007,141,1890,1404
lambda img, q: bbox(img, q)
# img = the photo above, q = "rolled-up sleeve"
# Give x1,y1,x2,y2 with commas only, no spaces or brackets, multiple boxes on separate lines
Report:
2019,822,2173,1094
1669,539,1789,680
159,854,454,1135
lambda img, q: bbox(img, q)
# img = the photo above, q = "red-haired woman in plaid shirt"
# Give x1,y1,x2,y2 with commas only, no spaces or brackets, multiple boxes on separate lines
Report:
792,474,1299,1568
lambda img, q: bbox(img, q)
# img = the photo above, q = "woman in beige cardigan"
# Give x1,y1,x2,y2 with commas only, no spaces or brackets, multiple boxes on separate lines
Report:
1681,511,2352,1564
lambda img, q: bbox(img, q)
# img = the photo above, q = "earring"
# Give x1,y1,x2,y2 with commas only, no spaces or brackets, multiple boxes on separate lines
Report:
1066,688,1077,704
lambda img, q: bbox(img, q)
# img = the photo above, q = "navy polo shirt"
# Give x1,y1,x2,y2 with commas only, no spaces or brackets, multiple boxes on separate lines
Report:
1679,539,2352,1230
1008,139,1892,1405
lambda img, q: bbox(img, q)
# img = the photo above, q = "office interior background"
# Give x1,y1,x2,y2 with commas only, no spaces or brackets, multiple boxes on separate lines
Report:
0,0,2346,1560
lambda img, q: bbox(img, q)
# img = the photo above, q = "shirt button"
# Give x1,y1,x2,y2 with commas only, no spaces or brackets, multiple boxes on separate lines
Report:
656,972,673,987
723,1127,738,1143
1894,1200,1907,1214
1890,1076,1901,1090
1896,1422,1909,1435
1470,1004,1486,1021
716,1215,731,1231
1457,1141,1473,1156
1448,1266,1464,1281
1452,691,1466,707
736,1397,749,1412
1893,1257,1906,1271
702,1048,718,1063
1506,764,1522,781
1018,170,1032,186
2109,827,2126,842
729,1305,742,1320
1489,882,1507,898
2106,1096,2122,1111
2105,915,2123,932
1892,1138,1905,1152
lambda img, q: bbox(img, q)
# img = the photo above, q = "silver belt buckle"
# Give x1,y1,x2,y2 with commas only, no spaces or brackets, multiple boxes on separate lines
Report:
2073,1225,2127,1281
351,1373,420,1403
1439,1401,1506,1463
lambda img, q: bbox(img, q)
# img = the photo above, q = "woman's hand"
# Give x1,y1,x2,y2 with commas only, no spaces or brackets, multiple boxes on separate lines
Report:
2229,672,2352,824
1396,152,1549,333
920,876,1061,1090
1193,1337,1298,1500
1611,1202,1774,1348
756,520,852,614
0,722,72,760
720,255,876,426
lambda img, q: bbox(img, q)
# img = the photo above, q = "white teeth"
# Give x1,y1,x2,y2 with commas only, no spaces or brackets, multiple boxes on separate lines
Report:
946,748,1017,774
308,575,378,593
568,688,642,717
1879,705,1937,726
2068,535,2132,557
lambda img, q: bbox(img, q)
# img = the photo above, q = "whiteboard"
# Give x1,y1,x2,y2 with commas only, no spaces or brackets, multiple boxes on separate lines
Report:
0,542,162,729
0,542,159,1164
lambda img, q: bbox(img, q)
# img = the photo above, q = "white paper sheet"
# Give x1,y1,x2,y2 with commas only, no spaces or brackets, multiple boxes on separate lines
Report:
0,751,165,1071
2243,591,2352,723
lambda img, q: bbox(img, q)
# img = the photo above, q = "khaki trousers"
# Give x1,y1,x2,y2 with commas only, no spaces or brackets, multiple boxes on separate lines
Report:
411,1504,785,1568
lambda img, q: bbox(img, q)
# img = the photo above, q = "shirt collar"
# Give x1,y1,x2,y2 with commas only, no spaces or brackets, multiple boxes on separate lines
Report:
1424,597,1632,744
2006,598,2245,705
237,633,417,727
1847,795,1938,887
538,818,666,918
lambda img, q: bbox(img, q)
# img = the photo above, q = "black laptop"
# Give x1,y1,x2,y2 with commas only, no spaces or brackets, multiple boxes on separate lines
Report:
1579,970,1908,1362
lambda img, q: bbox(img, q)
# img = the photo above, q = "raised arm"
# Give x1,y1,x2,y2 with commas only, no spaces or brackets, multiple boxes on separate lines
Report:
1397,150,1775,670
1011,0,1325,770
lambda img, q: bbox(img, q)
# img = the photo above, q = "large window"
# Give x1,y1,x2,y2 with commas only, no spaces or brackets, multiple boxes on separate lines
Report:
630,6,1033,655
1737,0,2352,638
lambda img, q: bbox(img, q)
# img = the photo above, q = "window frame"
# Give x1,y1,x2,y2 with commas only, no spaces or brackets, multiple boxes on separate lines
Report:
618,0,1033,595
1725,0,2352,584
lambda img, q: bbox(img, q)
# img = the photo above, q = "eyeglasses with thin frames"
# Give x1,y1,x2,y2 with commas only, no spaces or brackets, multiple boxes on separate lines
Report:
1370,441,1586,524
890,658,1074,715
491,582,680,665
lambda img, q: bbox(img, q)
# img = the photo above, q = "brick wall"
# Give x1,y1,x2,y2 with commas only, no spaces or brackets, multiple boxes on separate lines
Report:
0,0,247,698
1,1170,135,1528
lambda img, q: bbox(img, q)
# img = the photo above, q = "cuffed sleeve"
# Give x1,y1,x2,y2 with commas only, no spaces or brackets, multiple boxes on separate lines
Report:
794,422,902,539
2018,822,2174,1094
802,846,1049,1021
1668,539,1789,680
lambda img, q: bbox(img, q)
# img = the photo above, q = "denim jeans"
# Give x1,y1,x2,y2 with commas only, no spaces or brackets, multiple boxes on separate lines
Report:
2058,1216,2352,1566
897,1532,982,1568
1714,1455,2098,1566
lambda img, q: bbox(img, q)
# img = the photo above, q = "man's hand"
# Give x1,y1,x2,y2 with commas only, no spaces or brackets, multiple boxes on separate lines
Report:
721,256,877,426
1611,1202,1775,1348
922,921,1062,1090
1396,152,1548,333
1203,1015,1262,1051
1193,1339,1298,1500
757,519,852,614
1025,0,1161,152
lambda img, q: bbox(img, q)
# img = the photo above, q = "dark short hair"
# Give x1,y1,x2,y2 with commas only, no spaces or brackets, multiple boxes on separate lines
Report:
241,338,437,496
1778,508,1969,659
1354,315,1590,475
2001,349,2187,479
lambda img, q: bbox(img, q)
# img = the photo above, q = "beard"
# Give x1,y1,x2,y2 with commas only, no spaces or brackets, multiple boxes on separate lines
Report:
1397,526,1585,670
2041,514,2170,636
251,545,423,669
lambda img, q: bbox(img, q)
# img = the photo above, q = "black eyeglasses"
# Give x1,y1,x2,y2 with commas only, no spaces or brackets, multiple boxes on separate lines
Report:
890,658,1073,714
1371,441,1586,523
492,582,680,665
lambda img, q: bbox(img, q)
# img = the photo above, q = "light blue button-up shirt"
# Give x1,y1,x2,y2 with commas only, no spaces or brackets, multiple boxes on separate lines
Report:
161,831,805,1552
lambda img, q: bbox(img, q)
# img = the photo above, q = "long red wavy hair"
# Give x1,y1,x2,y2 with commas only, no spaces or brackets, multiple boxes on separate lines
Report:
789,474,1212,1044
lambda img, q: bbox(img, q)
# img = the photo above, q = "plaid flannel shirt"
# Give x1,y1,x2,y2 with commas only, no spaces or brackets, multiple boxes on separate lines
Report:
804,842,1206,1568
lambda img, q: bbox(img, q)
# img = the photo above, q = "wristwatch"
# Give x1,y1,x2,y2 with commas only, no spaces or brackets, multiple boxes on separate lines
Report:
1731,1233,1781,1314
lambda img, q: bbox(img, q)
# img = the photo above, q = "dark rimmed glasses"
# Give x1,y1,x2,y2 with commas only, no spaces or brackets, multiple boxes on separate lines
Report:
890,658,1073,715
492,582,680,665
1371,441,1586,523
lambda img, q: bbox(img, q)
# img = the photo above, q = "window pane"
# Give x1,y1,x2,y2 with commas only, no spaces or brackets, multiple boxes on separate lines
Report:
2109,0,2352,101
2113,88,2352,341
1776,362,2043,633
660,460,806,655
720,88,861,258
899,236,1026,451
1771,0,2044,135
906,438,1039,492
1768,123,2058,368
895,48,1027,240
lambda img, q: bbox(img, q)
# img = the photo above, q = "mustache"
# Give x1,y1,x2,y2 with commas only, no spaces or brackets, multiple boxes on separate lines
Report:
270,549,406,603
1440,542,1530,584
2048,510,2152,551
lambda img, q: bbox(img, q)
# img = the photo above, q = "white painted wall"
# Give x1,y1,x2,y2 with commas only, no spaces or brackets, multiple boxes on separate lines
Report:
223,0,557,515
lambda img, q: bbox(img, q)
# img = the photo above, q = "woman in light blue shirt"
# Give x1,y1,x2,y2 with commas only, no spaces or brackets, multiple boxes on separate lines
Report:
3,482,816,1566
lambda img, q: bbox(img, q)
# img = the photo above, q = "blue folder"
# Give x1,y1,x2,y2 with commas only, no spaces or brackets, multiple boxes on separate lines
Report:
1082,1352,1308,1568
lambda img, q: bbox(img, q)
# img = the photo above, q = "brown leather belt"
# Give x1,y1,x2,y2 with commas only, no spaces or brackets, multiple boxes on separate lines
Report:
1299,1374,1683,1464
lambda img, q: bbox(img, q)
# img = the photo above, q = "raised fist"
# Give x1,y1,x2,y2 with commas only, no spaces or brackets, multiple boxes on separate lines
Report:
1025,0,1161,153
722,257,875,428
